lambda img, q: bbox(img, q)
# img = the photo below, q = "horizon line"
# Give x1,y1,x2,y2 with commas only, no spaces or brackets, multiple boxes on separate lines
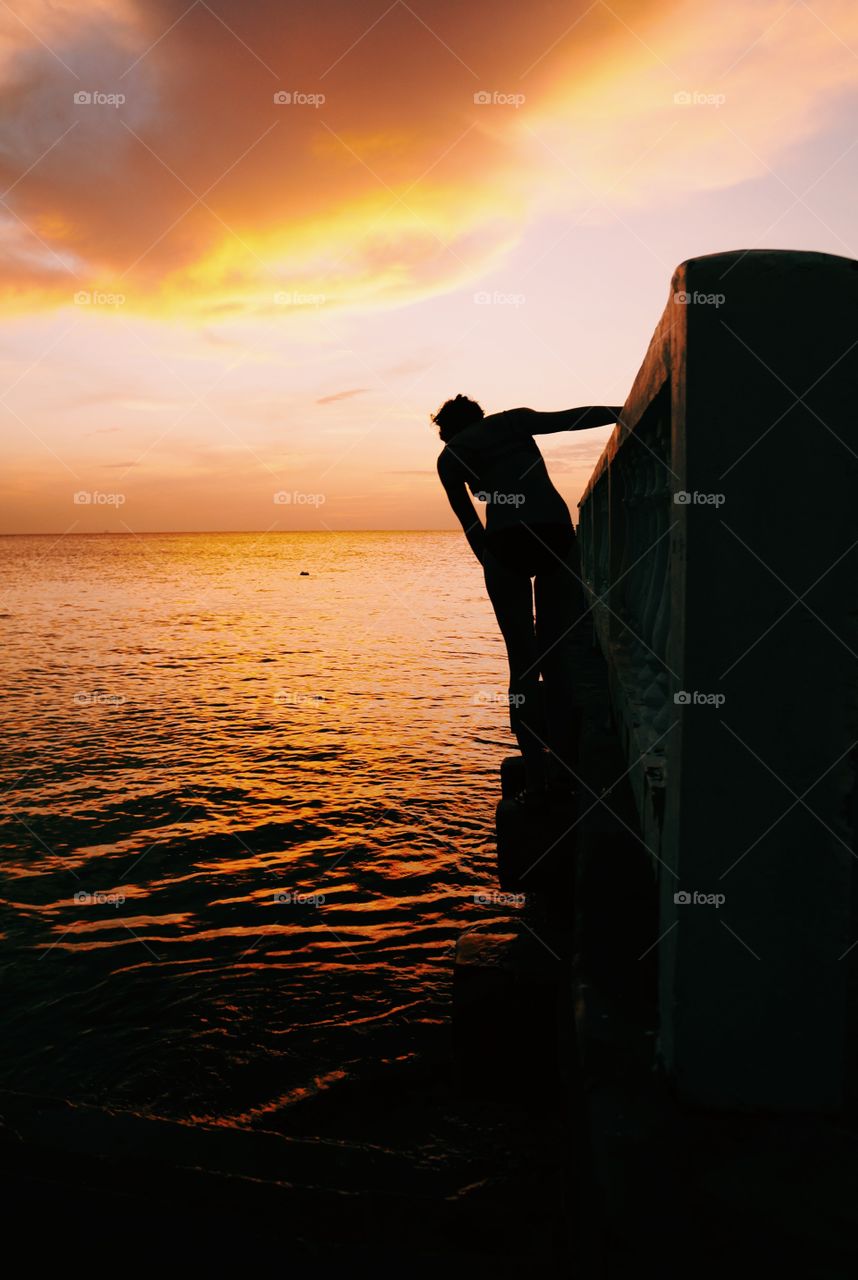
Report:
0,528,472,537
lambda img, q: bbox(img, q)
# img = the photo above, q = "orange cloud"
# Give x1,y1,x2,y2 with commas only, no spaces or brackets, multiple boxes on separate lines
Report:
0,0,670,317
527,0,858,218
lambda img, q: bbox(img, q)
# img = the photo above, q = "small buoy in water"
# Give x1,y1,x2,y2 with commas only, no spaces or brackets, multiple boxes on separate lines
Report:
299,570,310,576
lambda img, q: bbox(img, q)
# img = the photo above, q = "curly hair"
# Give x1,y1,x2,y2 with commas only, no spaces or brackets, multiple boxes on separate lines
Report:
431,394,484,443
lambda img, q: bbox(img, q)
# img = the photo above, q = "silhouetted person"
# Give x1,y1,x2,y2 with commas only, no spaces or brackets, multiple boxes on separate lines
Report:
435,394,623,804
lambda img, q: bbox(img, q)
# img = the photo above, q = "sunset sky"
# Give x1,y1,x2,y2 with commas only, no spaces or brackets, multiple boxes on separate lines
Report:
1,0,857,532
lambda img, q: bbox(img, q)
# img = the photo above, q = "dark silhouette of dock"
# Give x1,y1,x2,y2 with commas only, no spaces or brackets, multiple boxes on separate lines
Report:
454,248,858,1275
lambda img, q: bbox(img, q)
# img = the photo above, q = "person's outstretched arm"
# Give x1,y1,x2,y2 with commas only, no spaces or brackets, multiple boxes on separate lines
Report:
522,405,624,434
437,448,486,565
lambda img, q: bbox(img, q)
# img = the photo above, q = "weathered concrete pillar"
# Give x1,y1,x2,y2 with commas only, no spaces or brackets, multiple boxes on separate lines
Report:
495,755,578,892
579,250,858,1110
452,915,575,1102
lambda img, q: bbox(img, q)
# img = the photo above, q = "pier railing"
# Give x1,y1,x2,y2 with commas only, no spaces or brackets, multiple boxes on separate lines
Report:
577,250,858,1110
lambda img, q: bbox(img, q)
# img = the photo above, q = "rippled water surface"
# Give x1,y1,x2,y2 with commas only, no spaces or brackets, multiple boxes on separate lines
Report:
1,532,517,1123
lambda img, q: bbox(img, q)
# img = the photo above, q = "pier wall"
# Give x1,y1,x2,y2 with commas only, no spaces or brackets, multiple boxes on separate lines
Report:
577,250,858,1109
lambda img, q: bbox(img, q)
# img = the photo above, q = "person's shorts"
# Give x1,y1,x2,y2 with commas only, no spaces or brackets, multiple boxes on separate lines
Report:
485,521,576,577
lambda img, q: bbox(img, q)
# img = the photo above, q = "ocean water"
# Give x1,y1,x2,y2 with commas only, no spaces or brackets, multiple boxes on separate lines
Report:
0,532,519,1124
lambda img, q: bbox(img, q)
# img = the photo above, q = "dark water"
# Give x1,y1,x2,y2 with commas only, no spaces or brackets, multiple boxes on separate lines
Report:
0,532,520,1125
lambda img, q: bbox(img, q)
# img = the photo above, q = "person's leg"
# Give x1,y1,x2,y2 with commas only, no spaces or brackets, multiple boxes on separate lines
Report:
482,544,547,793
533,536,585,782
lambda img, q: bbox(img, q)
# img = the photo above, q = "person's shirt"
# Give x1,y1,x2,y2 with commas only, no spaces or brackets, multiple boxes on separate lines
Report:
437,408,572,533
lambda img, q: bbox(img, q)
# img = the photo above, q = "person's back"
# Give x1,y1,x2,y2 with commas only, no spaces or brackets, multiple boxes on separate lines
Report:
441,407,571,533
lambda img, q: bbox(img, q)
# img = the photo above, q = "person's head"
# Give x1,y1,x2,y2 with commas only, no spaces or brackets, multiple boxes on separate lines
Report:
431,394,484,443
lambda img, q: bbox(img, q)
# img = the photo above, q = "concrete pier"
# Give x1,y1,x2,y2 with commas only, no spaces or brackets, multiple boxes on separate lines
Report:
578,249,858,1110
450,249,858,1271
